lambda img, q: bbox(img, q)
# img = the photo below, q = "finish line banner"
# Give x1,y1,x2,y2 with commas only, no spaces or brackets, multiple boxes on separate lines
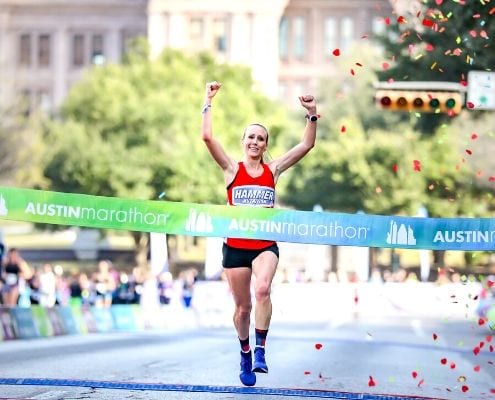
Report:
0,186,494,251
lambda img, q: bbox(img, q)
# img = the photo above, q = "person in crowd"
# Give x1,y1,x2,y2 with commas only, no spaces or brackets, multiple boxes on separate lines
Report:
1,248,29,306
94,260,116,307
201,81,317,386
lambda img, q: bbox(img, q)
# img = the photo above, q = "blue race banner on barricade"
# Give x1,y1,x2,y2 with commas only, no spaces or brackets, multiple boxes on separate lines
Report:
10,308,39,339
56,306,80,335
91,307,115,333
0,186,494,250
110,305,137,331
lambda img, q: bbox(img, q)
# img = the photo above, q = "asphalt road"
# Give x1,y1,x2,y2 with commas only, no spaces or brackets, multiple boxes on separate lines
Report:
0,312,493,400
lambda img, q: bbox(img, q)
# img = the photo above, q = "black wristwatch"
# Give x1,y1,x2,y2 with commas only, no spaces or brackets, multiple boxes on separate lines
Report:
305,114,318,122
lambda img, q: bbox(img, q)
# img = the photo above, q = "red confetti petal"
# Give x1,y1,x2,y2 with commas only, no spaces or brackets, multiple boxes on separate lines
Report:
413,160,421,172
473,346,480,355
461,385,469,393
479,318,486,326
368,376,376,387
466,149,472,155
471,133,478,140
382,62,390,70
315,343,323,350
480,341,485,348
392,164,398,173
397,16,406,24
425,43,434,52
490,345,494,352
467,101,475,109
341,125,346,133
489,177,495,182
441,358,448,365
487,335,493,342
417,378,425,387
332,48,341,56
384,17,390,25
450,362,456,369
490,7,495,15
350,69,355,76
435,0,443,4
491,389,495,394
487,280,494,288
412,371,418,379
474,365,481,372
433,333,438,340
422,19,434,27
304,371,311,375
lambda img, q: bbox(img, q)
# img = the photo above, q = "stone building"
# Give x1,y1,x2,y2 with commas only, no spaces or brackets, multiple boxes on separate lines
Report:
0,0,391,112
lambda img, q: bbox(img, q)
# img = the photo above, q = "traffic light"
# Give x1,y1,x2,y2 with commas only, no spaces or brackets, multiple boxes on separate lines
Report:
375,89,463,114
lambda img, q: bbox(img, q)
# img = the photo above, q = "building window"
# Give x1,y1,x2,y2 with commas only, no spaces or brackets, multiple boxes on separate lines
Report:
190,18,204,49
73,34,85,67
340,17,354,52
293,16,306,60
91,34,105,65
279,16,289,59
38,34,51,67
324,17,337,56
213,18,228,53
19,34,31,66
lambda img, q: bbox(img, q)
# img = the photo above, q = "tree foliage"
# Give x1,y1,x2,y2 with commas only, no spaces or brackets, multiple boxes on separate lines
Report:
375,0,494,132
44,46,292,205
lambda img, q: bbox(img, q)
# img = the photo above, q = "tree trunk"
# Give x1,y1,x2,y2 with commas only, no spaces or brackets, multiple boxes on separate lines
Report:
132,231,150,269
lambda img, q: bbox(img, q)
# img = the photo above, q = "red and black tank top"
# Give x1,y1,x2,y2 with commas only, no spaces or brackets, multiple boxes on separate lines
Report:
226,162,276,249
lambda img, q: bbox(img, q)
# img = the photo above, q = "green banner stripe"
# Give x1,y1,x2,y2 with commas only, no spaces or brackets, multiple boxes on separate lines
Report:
1,186,494,251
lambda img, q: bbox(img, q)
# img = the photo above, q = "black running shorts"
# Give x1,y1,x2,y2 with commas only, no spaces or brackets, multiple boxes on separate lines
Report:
222,243,279,269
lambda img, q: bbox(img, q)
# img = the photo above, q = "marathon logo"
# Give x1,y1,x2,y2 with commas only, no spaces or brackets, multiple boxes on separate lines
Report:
232,185,275,207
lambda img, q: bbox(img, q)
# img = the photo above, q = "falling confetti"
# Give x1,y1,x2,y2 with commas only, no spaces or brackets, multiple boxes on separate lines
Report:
314,343,323,350
471,133,478,140
304,371,311,375
433,333,438,340
474,365,481,372
368,376,376,387
413,160,421,172
441,358,448,365
461,385,469,393
341,125,346,133
412,371,418,379
417,378,425,387
332,48,341,56
466,149,472,155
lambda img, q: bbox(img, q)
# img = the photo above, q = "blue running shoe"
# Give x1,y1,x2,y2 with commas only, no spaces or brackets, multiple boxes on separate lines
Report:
252,347,268,373
239,351,256,386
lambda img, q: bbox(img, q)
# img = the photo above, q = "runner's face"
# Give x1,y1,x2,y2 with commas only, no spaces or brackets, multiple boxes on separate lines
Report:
242,125,268,158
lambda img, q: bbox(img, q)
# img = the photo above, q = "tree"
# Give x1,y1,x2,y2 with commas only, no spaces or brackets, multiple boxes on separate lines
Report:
0,107,45,188
42,45,293,266
375,1,494,132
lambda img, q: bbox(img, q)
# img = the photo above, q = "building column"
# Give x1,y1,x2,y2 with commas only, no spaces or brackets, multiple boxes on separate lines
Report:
53,27,68,108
